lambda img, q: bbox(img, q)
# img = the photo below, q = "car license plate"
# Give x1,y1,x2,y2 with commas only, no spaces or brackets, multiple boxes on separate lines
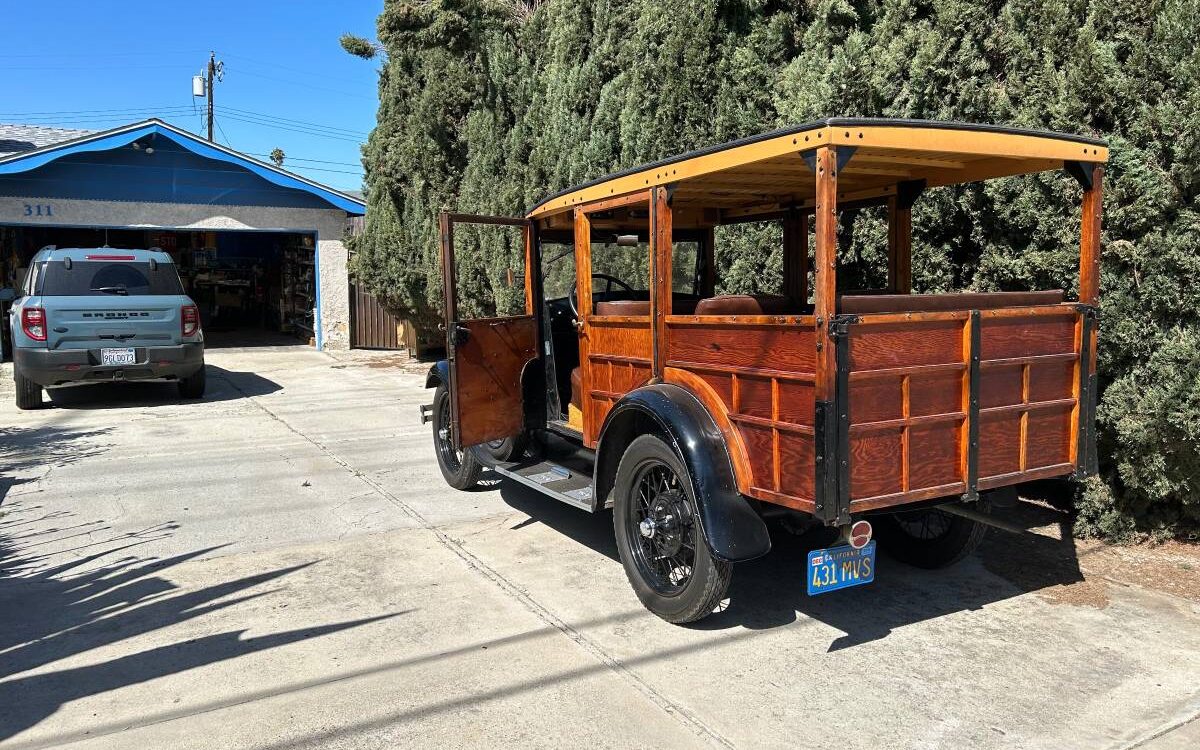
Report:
101,348,136,366
807,541,876,596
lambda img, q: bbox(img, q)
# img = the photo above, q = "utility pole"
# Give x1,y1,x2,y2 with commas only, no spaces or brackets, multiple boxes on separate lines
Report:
204,51,224,142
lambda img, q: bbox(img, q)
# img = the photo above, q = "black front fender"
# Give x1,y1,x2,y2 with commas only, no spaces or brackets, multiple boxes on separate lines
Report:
425,360,449,389
596,384,771,563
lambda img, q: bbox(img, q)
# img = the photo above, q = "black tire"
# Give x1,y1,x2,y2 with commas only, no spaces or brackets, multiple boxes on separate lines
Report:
612,434,731,624
477,433,528,463
14,368,43,410
178,364,207,399
432,384,482,490
875,500,990,569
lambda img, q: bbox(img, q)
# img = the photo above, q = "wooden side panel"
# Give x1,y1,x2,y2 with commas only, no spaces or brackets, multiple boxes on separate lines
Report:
845,306,1081,510
666,318,817,511
978,309,1077,481
454,316,538,447
585,317,653,444
847,315,968,509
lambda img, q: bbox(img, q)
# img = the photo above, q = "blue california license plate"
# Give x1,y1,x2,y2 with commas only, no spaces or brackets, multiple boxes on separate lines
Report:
807,541,876,595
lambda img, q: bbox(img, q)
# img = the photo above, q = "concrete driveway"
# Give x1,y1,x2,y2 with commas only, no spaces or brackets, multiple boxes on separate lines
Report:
1,343,1198,749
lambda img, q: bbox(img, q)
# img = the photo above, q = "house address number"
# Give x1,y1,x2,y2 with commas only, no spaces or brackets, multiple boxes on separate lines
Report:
23,203,54,217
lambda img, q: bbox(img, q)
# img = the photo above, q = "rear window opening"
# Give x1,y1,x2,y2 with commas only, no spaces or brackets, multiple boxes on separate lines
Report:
34,260,185,297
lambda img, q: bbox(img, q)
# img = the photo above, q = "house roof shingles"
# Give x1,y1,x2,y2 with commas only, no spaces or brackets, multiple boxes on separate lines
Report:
0,123,94,158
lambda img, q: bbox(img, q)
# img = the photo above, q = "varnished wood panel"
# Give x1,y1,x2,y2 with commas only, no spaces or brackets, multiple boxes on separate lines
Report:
980,313,1075,359
849,429,904,501
849,320,963,370
978,411,1021,478
670,324,816,372
585,318,652,444
454,316,538,447
908,423,962,490
1025,404,1073,469
908,371,961,417
665,319,817,509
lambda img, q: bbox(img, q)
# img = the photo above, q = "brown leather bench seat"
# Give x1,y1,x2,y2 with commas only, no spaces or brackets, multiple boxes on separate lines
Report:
840,290,1065,315
594,296,700,316
693,294,796,315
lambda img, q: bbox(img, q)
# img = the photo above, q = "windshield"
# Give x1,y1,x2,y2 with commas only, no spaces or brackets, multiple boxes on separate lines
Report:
35,260,185,296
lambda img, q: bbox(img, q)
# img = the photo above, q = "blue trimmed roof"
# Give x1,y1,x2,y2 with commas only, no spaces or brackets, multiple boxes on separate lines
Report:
0,119,365,215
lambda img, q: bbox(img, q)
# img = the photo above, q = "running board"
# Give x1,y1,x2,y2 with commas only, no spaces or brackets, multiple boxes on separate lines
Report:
486,458,595,511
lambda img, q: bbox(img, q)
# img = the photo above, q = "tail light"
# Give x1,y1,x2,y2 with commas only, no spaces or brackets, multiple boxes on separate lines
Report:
181,305,200,337
22,307,47,341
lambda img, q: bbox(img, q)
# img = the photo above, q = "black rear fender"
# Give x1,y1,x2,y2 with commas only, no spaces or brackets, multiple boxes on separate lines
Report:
596,384,771,563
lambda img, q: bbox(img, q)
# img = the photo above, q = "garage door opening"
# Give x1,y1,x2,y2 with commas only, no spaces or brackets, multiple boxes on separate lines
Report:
1,225,320,352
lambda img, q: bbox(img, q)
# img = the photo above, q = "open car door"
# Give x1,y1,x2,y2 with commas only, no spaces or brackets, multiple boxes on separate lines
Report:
439,212,539,449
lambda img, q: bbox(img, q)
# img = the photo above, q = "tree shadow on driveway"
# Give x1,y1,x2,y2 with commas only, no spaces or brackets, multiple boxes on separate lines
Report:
0,516,405,742
496,477,1085,649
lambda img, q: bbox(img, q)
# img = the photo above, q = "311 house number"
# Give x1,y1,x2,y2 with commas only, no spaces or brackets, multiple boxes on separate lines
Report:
23,203,54,217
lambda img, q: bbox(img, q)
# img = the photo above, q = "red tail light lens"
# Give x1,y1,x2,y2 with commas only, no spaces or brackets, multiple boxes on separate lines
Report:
181,305,200,337
22,307,47,341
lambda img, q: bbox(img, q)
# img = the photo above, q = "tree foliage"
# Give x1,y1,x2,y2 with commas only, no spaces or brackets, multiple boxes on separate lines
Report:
350,0,1200,539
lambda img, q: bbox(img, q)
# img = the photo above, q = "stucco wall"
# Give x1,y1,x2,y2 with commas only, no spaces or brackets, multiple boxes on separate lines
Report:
1,196,353,350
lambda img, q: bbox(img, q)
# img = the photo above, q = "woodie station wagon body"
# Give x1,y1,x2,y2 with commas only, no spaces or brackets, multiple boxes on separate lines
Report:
422,118,1106,623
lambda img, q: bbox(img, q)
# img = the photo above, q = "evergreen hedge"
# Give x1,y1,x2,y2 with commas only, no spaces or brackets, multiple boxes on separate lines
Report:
349,0,1200,540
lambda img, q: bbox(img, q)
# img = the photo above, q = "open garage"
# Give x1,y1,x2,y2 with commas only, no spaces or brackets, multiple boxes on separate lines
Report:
0,120,365,351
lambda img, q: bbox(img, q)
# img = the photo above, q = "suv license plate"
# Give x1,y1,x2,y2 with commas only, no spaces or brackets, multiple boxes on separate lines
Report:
101,348,136,366
807,541,876,596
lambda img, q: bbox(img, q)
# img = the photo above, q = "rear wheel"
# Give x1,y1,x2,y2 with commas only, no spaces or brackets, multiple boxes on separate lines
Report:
874,500,990,569
178,364,207,399
613,434,731,623
14,368,43,410
432,384,482,490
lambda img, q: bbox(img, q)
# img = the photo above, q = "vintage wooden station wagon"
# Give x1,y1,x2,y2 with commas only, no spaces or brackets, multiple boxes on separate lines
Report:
421,118,1106,622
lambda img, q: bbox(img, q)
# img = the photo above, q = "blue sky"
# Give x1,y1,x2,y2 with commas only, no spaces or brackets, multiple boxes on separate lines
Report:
0,1,382,191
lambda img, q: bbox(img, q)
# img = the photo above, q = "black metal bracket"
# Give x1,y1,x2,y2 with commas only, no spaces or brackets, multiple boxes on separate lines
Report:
896,178,927,209
814,314,859,525
1065,161,1096,191
801,146,857,174
1074,305,1100,479
962,310,981,502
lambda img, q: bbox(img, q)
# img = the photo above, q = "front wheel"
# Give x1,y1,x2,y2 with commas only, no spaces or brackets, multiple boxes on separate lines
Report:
613,434,731,623
874,500,990,569
432,384,482,490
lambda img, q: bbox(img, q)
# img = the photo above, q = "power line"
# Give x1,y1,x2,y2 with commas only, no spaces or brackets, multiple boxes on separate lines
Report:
218,51,371,88
0,104,194,116
246,153,362,167
222,106,369,137
215,112,365,143
221,67,375,101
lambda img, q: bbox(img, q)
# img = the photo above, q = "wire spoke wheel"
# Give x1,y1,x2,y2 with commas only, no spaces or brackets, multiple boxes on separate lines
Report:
436,390,464,472
627,460,696,596
893,508,954,540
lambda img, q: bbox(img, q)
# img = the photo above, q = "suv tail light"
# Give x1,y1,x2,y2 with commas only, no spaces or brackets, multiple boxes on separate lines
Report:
22,307,47,341
181,305,200,337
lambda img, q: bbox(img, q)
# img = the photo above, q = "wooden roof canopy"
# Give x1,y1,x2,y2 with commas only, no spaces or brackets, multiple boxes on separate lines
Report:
527,118,1108,225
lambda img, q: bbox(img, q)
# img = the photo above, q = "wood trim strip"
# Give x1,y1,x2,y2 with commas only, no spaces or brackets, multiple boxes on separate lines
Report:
728,412,816,435
588,353,651,366
581,189,653,214
978,463,1074,490
980,352,1078,368
664,359,816,383
854,310,972,324
980,398,1076,417
850,411,966,434
747,486,816,513
849,482,968,512
665,315,816,326
589,315,652,324
849,361,967,381
979,305,1078,320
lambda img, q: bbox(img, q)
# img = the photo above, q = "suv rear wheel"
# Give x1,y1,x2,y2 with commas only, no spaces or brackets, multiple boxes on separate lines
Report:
178,365,206,399
14,368,43,410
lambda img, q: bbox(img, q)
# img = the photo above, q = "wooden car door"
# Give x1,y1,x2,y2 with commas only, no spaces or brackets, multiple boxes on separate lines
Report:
439,212,539,449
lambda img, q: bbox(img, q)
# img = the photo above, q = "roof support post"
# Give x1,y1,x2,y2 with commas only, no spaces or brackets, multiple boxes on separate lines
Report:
783,207,809,306
813,146,841,521
887,198,911,294
1079,165,1103,307
650,185,673,382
